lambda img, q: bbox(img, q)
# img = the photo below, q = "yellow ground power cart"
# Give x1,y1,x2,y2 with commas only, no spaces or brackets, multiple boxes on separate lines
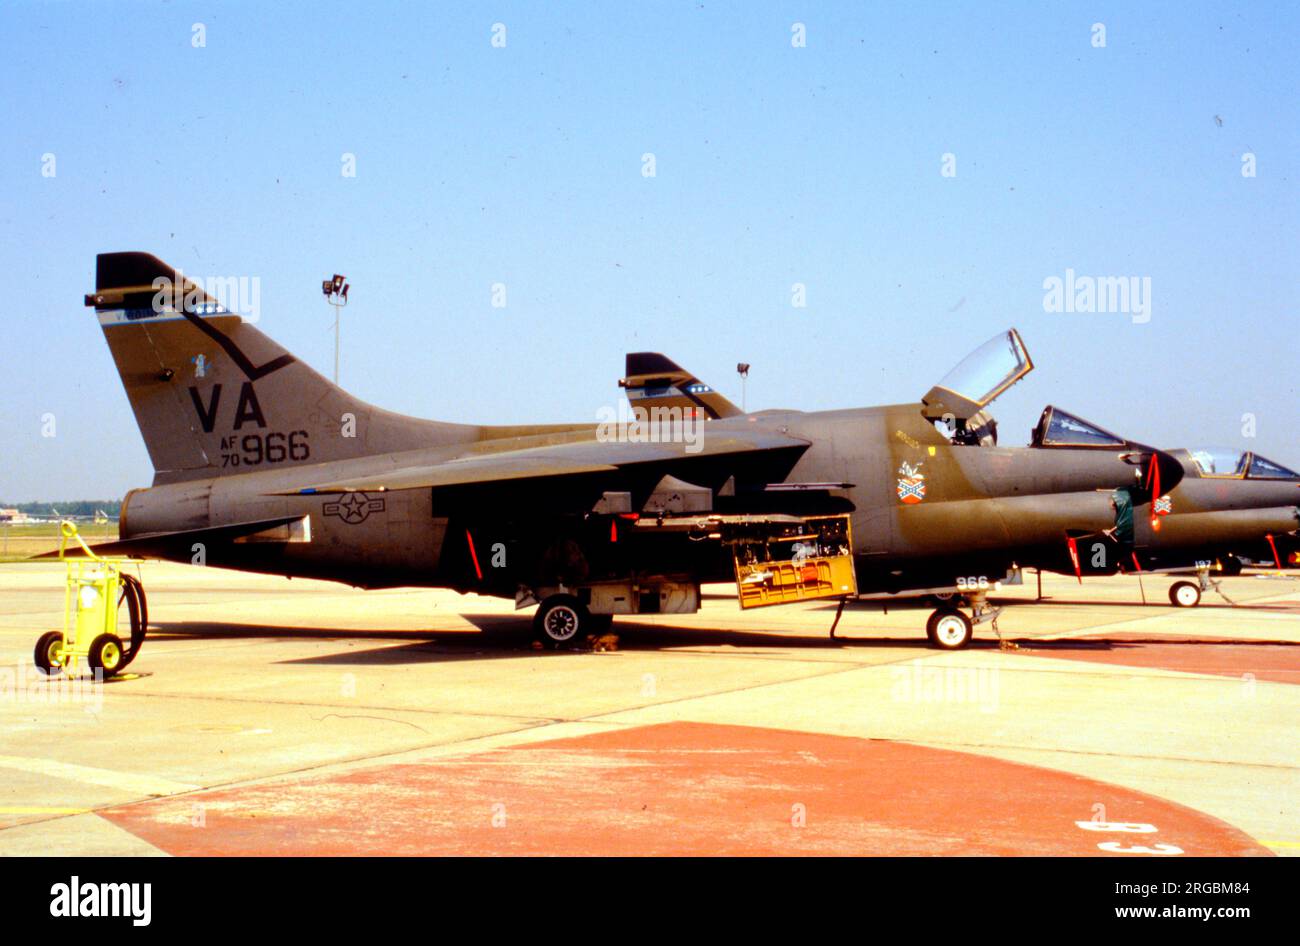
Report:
34,521,146,679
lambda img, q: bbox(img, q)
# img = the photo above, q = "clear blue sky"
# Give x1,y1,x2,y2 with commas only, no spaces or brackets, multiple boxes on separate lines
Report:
2,1,1296,501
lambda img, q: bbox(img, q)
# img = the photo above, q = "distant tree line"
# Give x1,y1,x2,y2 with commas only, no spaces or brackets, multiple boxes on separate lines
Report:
0,501,122,517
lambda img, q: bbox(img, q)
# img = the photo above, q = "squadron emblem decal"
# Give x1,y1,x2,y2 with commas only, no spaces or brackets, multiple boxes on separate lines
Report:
896,461,927,504
1154,495,1173,515
323,492,385,524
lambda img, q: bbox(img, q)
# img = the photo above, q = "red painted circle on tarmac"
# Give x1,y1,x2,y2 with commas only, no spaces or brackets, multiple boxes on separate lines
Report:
101,722,1269,856
1017,634,1300,685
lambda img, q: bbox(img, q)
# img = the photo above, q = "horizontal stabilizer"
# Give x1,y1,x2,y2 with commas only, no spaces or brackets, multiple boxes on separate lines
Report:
35,515,309,560
273,457,618,496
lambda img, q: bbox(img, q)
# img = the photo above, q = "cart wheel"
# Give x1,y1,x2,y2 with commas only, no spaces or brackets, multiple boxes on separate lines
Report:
88,633,125,678
34,631,65,675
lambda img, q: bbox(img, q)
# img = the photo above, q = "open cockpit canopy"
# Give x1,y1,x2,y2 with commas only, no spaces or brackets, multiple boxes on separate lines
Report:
921,329,1033,424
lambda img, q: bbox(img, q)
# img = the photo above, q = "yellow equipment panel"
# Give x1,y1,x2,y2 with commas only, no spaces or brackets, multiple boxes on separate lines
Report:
733,515,857,609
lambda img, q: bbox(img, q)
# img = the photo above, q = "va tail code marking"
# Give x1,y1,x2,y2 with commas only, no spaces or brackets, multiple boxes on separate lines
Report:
187,382,267,433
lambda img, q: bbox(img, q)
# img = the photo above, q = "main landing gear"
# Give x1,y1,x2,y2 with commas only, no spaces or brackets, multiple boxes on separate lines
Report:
925,591,1000,650
532,594,613,648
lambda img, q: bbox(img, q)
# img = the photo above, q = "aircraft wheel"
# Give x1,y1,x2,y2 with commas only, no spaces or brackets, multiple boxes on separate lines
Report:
87,633,126,678
926,609,973,650
1169,581,1201,608
588,613,614,634
34,631,65,675
534,595,589,648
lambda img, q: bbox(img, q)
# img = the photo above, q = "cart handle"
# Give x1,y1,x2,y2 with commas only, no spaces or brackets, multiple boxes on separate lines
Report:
58,520,102,562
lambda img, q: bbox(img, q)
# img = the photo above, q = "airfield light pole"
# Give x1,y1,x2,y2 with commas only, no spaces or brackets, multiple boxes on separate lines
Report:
322,274,350,384
737,362,750,413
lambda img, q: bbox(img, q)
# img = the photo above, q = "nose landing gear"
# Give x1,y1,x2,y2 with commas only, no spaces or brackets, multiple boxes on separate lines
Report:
1169,580,1202,608
925,591,1000,650
1169,563,1235,608
926,609,973,649
1170,566,1237,610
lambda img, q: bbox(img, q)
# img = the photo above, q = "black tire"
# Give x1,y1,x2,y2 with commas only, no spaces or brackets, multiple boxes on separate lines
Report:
533,595,589,648
926,609,973,650
1218,556,1244,577
1169,581,1201,608
34,631,65,675
87,633,126,678
588,613,614,634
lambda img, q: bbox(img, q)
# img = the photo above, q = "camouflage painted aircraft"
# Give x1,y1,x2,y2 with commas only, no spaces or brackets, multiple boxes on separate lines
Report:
1030,422,1300,605
634,365,1300,612
76,252,1190,656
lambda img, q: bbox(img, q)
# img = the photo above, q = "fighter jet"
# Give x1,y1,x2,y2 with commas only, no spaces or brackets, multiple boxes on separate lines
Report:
1160,447,1300,584
72,252,1184,661
1028,420,1300,605
635,367,1299,613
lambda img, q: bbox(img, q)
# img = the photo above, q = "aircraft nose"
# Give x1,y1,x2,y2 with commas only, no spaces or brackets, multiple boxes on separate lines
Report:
1149,450,1186,497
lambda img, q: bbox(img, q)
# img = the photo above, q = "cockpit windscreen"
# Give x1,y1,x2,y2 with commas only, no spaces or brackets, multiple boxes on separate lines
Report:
1189,449,1298,479
1033,407,1127,448
1248,453,1299,479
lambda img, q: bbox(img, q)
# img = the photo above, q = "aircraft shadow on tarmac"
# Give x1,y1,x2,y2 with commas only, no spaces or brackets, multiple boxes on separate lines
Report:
146,616,1299,667
149,618,902,664
985,598,1299,613
147,615,961,662
828,595,1300,615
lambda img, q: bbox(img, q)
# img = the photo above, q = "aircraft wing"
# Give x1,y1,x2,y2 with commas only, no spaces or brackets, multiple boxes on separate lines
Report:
273,429,809,496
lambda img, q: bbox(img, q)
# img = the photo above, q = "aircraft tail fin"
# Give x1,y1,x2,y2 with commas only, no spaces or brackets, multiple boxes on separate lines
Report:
619,352,743,420
88,252,473,484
